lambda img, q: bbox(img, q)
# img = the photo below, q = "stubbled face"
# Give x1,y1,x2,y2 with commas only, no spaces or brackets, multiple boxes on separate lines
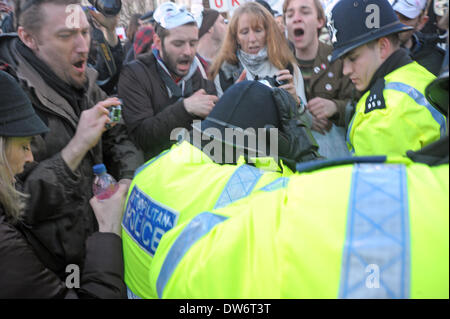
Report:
285,0,324,52
159,24,199,77
32,4,90,88
5,137,34,179
342,44,382,92
236,13,267,55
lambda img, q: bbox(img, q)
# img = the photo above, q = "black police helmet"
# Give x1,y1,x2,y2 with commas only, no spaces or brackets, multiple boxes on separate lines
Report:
425,68,449,116
426,47,449,115
327,0,413,62
192,81,280,156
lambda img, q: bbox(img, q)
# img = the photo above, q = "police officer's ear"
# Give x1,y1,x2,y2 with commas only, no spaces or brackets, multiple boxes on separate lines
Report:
377,37,394,61
17,26,39,51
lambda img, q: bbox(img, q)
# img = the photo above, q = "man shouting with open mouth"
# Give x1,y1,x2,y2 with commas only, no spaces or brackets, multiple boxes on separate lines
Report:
118,1,218,161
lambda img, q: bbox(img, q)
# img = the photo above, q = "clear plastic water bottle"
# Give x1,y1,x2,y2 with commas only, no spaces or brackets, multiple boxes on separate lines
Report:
92,163,118,200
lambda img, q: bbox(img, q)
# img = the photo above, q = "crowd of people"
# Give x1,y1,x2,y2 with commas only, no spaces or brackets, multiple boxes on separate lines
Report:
0,0,448,299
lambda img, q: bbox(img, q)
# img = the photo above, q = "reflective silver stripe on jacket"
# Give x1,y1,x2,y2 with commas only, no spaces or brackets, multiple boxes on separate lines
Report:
339,164,410,298
214,164,264,209
156,212,228,298
385,82,447,137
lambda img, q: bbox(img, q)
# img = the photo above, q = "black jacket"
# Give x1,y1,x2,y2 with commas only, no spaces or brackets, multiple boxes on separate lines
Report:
0,205,126,299
118,52,216,160
88,22,124,95
407,31,445,76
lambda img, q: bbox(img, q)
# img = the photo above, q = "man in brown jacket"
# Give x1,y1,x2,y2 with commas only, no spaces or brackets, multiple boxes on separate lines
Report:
284,0,355,127
0,0,142,285
118,2,217,160
284,0,357,158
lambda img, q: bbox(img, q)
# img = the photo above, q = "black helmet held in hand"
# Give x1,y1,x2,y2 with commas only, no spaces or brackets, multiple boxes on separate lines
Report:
88,0,121,16
192,81,319,169
192,81,281,162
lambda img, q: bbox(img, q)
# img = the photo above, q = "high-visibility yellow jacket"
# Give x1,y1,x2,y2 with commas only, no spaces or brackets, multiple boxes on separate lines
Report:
347,62,446,156
152,156,449,299
121,141,291,299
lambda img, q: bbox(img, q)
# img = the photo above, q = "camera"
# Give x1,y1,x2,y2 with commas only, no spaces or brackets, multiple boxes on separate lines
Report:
88,0,122,16
105,104,122,129
256,75,288,88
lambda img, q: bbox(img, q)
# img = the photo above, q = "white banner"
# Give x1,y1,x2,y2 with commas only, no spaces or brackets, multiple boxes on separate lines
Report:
209,0,246,12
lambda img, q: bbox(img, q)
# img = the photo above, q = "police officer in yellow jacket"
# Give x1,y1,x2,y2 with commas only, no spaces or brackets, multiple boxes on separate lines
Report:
122,79,320,298
327,0,446,156
151,68,448,299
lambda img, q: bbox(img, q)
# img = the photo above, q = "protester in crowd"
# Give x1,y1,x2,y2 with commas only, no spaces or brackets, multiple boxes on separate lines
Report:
0,70,129,299
284,0,354,158
195,8,227,72
421,0,448,45
327,0,446,156
0,0,143,280
123,13,142,55
118,2,217,160
209,1,307,110
123,25,154,64
434,0,449,30
390,0,445,75
82,5,124,95
122,9,156,64
123,80,320,299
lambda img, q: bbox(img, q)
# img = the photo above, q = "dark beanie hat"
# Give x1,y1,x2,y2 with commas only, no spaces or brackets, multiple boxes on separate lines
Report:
0,71,49,137
140,10,154,21
199,9,220,39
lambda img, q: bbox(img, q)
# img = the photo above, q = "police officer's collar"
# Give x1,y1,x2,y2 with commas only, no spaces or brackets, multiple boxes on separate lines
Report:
363,48,412,95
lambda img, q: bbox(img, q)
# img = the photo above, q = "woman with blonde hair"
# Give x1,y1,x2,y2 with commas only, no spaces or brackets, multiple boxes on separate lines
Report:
0,70,129,298
209,1,307,107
